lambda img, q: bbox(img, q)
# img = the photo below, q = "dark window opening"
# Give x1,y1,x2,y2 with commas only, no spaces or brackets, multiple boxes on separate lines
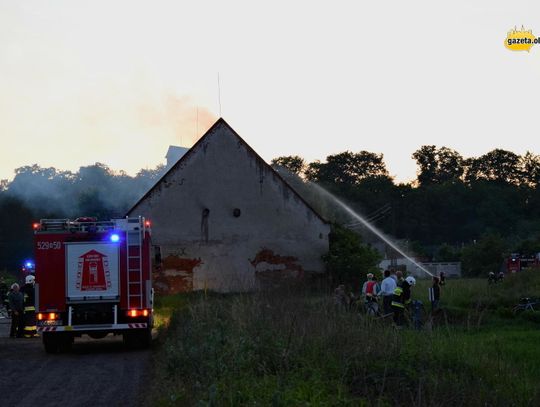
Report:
201,208,210,243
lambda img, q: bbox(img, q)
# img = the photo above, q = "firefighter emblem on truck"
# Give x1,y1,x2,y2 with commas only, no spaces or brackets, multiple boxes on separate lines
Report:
76,249,112,291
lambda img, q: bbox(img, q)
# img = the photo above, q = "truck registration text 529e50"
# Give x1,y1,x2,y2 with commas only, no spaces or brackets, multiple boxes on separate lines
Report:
37,241,62,250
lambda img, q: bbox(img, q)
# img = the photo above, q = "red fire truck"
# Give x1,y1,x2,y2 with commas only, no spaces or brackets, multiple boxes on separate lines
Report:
507,253,540,273
33,217,153,353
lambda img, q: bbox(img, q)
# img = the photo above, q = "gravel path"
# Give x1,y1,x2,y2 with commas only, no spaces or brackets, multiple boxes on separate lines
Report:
0,317,152,407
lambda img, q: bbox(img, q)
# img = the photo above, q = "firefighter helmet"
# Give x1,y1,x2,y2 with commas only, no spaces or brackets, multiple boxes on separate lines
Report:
405,276,416,286
25,274,35,284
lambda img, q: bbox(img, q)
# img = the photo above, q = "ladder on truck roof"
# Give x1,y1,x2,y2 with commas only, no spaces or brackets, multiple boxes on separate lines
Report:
37,219,115,232
126,220,143,309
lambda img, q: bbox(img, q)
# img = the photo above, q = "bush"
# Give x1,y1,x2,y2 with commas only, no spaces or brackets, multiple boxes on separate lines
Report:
323,224,381,287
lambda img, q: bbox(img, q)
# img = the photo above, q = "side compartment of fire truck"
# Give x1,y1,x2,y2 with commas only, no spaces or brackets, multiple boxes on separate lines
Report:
34,217,153,353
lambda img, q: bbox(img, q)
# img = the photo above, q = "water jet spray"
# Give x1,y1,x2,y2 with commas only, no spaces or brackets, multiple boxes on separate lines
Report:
311,183,434,278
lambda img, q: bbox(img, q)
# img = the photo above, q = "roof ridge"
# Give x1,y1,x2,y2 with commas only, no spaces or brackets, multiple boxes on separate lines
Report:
126,118,328,224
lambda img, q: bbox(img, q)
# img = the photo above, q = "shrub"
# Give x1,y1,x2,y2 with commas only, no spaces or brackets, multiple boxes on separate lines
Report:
323,223,381,287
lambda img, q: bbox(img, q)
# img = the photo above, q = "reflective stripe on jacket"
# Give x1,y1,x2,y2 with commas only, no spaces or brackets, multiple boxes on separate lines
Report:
391,286,404,308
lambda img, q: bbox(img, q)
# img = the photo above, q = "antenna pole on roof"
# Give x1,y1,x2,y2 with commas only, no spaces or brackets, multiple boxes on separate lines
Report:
217,72,222,117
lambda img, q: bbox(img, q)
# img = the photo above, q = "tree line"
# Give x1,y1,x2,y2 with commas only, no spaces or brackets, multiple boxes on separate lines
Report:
0,163,165,271
271,147,540,278
1,146,539,276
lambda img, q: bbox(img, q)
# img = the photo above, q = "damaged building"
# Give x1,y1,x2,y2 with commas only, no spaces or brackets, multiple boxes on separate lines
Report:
127,118,330,293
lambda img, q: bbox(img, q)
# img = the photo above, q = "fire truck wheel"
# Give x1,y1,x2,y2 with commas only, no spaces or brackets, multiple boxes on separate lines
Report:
43,333,59,353
43,332,73,354
58,333,73,352
123,329,152,349
140,328,152,348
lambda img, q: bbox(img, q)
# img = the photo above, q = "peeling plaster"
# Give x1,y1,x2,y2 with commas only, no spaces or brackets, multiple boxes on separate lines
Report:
250,248,304,285
153,255,203,294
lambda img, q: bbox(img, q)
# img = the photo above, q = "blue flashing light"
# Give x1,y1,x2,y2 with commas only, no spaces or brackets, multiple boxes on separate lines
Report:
24,260,34,268
110,233,120,243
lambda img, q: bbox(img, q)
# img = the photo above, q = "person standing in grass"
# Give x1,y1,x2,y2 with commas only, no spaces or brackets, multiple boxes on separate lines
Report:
429,276,441,312
390,268,397,283
361,273,380,299
362,273,381,315
439,271,446,286
380,269,396,315
488,272,496,284
391,285,405,326
392,276,416,326
395,270,404,287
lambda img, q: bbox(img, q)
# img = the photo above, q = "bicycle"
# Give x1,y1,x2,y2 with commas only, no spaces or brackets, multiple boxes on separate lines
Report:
364,296,381,317
512,297,540,315
0,289,10,319
0,303,11,320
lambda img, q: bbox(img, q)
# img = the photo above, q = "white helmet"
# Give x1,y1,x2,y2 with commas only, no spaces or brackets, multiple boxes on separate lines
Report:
25,275,35,284
405,276,416,286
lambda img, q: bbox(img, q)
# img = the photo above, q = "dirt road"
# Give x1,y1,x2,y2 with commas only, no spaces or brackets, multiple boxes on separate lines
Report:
0,317,152,406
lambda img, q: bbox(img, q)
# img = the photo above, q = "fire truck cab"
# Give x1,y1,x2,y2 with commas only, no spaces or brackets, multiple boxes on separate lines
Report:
33,217,153,353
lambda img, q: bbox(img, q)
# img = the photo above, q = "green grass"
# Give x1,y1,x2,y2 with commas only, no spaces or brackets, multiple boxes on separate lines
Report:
148,273,540,406
153,294,189,330
153,291,233,329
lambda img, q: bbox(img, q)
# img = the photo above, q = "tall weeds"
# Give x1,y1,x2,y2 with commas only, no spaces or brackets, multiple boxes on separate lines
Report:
151,279,540,406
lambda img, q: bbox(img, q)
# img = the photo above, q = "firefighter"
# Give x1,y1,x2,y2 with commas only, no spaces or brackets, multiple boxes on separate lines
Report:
21,274,37,338
391,276,416,327
488,272,496,285
439,271,446,286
